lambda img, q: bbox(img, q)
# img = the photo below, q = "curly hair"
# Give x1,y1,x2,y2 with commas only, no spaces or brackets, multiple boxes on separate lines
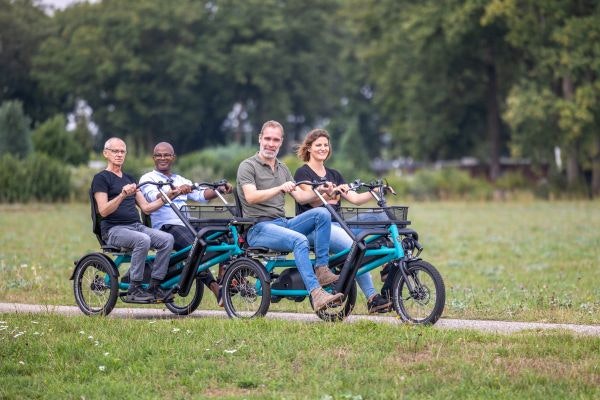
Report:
296,129,331,162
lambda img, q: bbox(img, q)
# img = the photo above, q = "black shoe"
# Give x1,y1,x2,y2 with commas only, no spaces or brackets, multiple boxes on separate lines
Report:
151,285,174,303
126,285,154,303
367,294,392,314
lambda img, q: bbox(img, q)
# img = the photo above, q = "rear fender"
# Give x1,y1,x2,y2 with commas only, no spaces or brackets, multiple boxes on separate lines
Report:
70,252,120,280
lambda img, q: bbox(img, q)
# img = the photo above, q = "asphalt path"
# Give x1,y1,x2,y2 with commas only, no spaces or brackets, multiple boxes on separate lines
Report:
1,302,599,336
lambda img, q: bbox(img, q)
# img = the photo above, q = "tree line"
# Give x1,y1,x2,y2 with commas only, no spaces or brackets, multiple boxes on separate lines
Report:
1,0,599,196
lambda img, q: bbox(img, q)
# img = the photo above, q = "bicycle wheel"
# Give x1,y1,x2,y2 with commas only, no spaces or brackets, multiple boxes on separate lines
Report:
165,276,204,315
73,253,119,316
391,260,445,325
222,257,270,319
314,282,357,322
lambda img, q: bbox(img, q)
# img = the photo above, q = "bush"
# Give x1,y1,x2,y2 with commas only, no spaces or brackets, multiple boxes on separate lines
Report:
31,114,89,165
177,144,254,183
0,153,70,203
402,168,493,201
0,100,31,159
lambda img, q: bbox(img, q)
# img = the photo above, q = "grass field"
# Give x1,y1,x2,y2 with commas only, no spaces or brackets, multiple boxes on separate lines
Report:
1,201,599,399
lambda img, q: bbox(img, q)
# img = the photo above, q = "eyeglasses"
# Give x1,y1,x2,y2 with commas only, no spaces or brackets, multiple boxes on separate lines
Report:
153,153,174,159
105,148,127,155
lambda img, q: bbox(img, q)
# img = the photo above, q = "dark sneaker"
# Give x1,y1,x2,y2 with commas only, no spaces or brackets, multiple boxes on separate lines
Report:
367,294,392,314
151,285,174,303
126,285,154,303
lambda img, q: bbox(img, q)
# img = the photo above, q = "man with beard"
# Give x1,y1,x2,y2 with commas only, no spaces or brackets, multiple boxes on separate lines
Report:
236,120,343,311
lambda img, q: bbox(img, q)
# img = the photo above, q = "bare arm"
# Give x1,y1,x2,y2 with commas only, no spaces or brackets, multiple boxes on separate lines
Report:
241,181,295,204
135,190,166,214
340,188,374,205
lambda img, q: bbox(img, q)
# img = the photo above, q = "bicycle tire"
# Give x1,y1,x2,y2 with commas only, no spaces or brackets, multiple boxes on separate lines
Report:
165,276,204,315
222,257,271,319
391,259,445,325
73,253,119,316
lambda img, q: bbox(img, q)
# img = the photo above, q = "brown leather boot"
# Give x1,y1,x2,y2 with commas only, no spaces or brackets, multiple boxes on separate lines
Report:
310,288,344,311
315,266,339,286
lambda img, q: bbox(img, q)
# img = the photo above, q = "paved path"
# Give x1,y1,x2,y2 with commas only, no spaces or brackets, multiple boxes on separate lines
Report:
1,302,599,336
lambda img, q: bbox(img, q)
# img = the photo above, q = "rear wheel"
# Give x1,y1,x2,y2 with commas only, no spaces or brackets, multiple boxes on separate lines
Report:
165,277,204,315
222,257,270,319
73,253,119,316
314,282,357,322
392,260,445,325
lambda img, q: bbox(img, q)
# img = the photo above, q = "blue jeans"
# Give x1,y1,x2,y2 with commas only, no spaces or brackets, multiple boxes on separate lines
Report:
246,207,331,293
307,223,377,300
107,222,174,282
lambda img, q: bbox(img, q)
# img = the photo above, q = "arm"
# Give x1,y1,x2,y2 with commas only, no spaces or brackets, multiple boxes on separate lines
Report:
135,189,167,215
242,181,296,204
340,187,373,205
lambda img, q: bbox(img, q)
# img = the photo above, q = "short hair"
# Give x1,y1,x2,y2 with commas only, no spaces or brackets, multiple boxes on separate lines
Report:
259,120,284,137
104,137,125,150
296,129,331,162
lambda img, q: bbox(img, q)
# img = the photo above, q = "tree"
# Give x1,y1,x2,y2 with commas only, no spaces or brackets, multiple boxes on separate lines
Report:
32,114,88,165
0,0,54,123
32,0,349,156
0,100,32,158
486,0,600,194
344,0,519,180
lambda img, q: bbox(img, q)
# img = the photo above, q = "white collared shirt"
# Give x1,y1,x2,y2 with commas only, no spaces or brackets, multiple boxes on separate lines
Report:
139,170,208,229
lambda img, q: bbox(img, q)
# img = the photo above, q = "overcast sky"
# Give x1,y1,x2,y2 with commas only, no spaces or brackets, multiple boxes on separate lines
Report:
39,0,97,11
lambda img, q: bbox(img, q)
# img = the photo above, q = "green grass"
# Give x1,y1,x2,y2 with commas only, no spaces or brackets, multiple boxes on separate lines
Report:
1,201,599,399
1,314,599,399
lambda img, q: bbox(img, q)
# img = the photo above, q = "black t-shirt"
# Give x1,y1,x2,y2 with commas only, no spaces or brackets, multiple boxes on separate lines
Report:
294,164,345,215
91,170,140,236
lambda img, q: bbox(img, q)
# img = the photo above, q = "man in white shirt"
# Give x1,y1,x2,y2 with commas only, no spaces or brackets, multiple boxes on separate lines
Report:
140,142,232,303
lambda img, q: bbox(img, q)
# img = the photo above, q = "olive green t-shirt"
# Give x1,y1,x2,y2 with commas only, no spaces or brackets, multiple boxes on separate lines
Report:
236,153,292,218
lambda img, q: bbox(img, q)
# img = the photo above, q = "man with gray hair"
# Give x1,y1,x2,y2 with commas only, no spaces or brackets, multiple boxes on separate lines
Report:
91,137,174,303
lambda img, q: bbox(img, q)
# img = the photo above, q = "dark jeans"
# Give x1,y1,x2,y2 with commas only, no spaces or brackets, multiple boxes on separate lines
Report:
160,223,217,288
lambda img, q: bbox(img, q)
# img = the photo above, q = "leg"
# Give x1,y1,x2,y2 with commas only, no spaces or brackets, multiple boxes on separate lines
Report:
162,224,218,297
328,224,376,299
286,207,331,267
328,223,389,312
107,224,151,282
139,224,174,281
247,221,320,293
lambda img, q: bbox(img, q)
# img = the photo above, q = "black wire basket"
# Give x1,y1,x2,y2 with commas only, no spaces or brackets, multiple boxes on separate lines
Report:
337,206,410,228
180,204,238,225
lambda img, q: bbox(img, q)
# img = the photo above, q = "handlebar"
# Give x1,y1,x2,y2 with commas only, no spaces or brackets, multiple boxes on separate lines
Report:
347,179,396,195
191,179,230,192
138,179,174,189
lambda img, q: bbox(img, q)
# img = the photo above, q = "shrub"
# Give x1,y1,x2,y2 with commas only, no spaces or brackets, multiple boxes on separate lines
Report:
177,144,254,183
0,153,70,203
31,114,89,165
0,100,31,159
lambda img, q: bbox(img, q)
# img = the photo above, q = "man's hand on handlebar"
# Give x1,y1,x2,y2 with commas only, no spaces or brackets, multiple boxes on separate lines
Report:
280,181,297,193
121,183,137,197
217,182,233,194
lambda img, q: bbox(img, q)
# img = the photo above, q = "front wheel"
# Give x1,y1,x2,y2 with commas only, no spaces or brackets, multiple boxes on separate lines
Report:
392,260,445,325
222,257,271,319
165,276,204,315
73,253,119,316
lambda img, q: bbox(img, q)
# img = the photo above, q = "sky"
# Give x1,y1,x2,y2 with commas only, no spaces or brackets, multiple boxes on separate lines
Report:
39,0,97,12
